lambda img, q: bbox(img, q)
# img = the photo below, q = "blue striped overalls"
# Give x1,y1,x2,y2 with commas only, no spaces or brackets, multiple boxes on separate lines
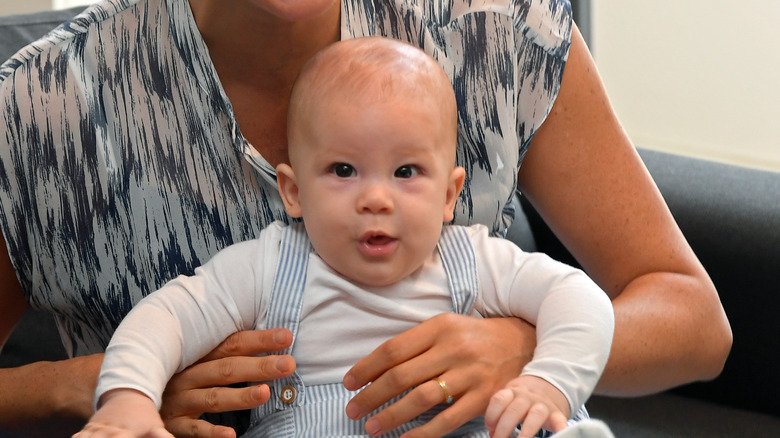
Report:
244,224,579,437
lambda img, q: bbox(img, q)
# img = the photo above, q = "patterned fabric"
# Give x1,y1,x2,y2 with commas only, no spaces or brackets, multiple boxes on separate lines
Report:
247,223,489,437
0,0,571,357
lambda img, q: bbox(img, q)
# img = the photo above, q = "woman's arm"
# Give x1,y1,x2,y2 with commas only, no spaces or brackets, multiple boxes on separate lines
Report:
0,232,99,436
517,24,732,395
0,358,102,437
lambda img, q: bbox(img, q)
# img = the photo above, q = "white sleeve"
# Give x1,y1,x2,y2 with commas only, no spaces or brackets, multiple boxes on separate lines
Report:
94,223,283,409
470,225,614,415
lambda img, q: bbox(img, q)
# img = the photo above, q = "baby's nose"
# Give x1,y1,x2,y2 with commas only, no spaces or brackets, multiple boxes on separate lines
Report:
357,182,394,214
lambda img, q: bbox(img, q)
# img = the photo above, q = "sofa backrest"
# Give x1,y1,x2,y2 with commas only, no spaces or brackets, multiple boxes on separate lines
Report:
0,6,86,62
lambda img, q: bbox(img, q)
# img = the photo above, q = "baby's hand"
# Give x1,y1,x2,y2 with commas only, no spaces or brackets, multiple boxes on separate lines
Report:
72,389,174,438
484,375,570,438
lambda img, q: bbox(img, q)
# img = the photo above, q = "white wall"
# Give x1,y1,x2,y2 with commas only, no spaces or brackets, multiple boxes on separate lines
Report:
52,0,95,9
591,1,780,171
0,0,51,15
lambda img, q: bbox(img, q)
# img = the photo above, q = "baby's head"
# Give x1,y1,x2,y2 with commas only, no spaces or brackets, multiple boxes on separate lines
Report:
286,37,458,155
277,37,465,287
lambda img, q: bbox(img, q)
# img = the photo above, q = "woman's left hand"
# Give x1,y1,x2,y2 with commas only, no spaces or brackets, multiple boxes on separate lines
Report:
343,314,536,437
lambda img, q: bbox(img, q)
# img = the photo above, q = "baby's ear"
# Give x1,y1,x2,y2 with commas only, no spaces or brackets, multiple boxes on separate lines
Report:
443,166,466,222
276,163,303,218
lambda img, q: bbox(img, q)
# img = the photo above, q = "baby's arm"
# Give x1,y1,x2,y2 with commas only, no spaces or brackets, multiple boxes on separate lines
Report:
472,225,615,436
484,375,569,438
74,389,172,438
85,226,282,436
96,238,265,410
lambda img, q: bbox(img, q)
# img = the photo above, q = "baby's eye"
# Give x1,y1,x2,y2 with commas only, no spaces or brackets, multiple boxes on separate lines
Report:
394,165,420,179
330,163,356,178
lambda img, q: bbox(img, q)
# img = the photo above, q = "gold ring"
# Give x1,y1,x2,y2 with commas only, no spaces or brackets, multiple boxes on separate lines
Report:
434,377,454,404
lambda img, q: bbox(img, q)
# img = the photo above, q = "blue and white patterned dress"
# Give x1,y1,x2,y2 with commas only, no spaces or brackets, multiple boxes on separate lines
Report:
0,0,571,357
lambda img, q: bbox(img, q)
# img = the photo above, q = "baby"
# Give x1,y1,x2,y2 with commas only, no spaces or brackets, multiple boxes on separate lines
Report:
75,37,614,438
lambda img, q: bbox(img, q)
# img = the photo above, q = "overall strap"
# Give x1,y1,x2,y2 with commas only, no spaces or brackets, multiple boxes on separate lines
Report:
255,222,311,422
437,226,479,315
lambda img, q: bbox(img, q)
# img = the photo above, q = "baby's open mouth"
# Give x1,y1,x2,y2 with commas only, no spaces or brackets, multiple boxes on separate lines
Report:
365,234,395,246
359,232,398,256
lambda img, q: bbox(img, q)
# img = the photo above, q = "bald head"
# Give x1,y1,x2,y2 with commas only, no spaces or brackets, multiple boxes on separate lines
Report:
287,37,457,162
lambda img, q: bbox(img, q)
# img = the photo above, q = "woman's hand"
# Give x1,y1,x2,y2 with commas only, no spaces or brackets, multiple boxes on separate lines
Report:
159,329,296,438
343,314,536,437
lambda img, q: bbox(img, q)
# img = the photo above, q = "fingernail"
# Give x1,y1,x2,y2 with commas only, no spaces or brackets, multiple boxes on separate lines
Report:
250,384,270,404
345,401,360,419
276,356,294,373
249,385,262,401
343,374,356,390
274,329,290,345
365,418,381,436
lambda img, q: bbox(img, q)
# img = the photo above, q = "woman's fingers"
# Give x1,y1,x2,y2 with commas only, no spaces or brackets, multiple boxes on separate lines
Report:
166,355,295,392
346,315,536,436
345,314,478,419
344,315,446,391
162,417,236,438
405,391,489,438
159,329,296,438
161,383,271,417
345,346,445,420
197,329,293,362
358,378,453,436
388,380,491,438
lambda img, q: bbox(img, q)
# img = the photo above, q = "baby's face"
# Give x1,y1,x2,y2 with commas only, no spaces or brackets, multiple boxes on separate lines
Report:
286,94,463,287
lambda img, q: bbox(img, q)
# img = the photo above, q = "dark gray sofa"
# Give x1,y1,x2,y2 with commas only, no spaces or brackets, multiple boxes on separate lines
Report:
1,6,779,437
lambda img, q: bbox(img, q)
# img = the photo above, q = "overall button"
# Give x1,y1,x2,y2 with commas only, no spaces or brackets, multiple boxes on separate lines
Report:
281,385,297,404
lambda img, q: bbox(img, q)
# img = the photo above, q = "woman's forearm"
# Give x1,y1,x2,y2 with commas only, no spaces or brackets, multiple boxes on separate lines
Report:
0,354,101,437
595,270,732,396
